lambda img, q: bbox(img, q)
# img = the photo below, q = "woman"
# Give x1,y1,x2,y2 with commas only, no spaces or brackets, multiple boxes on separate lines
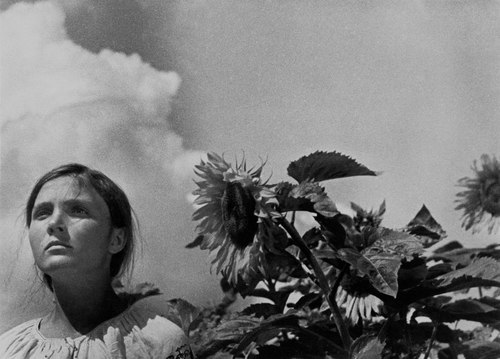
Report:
0,164,193,358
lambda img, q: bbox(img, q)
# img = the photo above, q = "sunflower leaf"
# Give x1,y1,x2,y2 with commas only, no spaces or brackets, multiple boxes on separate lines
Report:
397,257,428,290
462,340,500,359
292,292,323,310
241,303,280,318
349,335,385,359
165,298,202,334
214,316,262,341
424,297,500,324
395,258,500,305
428,246,500,268
338,248,401,297
287,151,377,183
231,313,347,356
275,181,315,213
231,314,301,354
263,250,308,281
289,181,338,217
432,257,500,287
364,228,424,261
405,205,447,247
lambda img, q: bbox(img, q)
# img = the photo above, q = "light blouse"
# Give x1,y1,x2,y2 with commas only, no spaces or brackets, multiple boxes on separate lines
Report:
0,295,194,359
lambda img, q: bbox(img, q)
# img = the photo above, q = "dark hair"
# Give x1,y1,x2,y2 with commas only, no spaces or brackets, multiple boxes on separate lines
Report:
26,163,136,289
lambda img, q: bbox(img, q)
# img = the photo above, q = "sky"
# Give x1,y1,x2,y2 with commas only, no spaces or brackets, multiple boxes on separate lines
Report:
1,0,499,333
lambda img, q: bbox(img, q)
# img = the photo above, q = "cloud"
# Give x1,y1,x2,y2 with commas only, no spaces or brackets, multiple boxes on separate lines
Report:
0,1,187,179
0,1,209,332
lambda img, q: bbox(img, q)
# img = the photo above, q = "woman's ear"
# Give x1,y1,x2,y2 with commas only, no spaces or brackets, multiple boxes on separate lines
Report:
108,228,126,254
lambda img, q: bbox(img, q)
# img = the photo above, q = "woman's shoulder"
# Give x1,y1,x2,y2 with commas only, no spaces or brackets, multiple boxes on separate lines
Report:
0,319,38,337
0,299,196,359
0,319,40,356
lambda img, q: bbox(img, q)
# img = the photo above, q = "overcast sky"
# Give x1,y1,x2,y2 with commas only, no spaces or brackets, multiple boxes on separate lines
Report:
1,0,499,333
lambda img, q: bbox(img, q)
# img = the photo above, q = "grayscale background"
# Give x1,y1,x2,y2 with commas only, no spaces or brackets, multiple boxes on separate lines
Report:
1,0,499,333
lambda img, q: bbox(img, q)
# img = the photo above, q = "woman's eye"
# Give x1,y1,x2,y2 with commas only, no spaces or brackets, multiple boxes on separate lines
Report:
33,209,51,220
71,206,88,215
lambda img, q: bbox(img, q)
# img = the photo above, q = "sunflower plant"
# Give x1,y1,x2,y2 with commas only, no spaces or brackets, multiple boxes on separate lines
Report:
186,151,500,359
456,154,500,234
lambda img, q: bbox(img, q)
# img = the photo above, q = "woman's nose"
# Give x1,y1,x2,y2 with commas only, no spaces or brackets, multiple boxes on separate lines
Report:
47,212,66,235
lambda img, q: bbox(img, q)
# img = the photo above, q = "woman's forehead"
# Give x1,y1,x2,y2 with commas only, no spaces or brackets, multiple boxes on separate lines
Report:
35,176,106,207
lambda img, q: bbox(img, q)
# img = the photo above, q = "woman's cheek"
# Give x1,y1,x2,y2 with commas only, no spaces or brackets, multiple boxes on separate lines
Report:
28,227,43,263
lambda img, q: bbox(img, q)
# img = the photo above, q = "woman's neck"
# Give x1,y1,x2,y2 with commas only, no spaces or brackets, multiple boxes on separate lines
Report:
40,274,127,338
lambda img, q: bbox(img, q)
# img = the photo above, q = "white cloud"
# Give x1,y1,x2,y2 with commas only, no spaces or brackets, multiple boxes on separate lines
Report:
0,1,208,332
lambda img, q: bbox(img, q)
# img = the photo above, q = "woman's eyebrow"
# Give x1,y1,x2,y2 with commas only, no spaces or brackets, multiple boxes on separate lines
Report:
64,198,92,205
33,198,94,211
32,202,52,214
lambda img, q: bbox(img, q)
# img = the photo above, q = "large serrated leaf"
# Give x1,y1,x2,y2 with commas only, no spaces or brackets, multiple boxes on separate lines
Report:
287,151,377,183
293,292,323,310
405,205,447,247
231,314,300,354
114,280,161,303
364,228,424,261
433,257,500,287
436,298,500,324
394,258,500,305
463,341,500,359
262,250,308,281
215,316,262,341
275,181,314,213
350,335,385,359
290,181,338,217
166,298,202,334
241,303,280,318
429,247,500,268
232,313,347,356
338,248,401,297
254,342,338,358
397,257,428,290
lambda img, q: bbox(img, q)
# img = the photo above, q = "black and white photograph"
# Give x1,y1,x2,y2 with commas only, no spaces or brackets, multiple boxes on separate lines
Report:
0,1,499,358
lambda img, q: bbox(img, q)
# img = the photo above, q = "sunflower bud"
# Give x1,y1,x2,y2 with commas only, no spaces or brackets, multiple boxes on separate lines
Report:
221,181,258,248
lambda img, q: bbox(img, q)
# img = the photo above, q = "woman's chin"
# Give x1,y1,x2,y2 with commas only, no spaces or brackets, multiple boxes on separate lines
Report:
38,257,74,274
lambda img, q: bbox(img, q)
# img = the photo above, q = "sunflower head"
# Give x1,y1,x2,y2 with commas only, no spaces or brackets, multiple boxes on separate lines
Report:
456,154,500,234
191,152,279,287
221,181,258,248
334,274,384,325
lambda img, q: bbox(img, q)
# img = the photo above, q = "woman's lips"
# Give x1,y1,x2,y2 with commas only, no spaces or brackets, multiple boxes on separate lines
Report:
45,241,72,250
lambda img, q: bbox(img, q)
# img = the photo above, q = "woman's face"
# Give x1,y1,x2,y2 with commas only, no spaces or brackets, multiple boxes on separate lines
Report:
29,176,116,280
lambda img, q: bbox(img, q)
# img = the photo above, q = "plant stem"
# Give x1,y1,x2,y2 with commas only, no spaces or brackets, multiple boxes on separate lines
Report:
402,310,413,358
423,323,437,359
280,217,352,349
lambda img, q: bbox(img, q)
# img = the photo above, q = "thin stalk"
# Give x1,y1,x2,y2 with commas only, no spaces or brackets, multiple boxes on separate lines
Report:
280,217,352,349
403,310,413,358
423,323,437,359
